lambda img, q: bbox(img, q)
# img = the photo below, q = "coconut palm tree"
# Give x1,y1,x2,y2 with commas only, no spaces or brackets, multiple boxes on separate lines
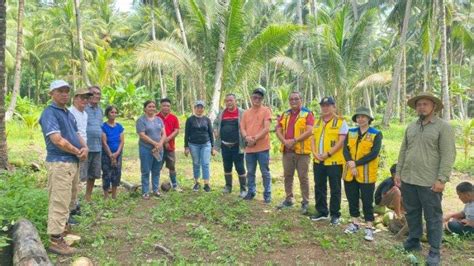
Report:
5,0,25,121
0,0,9,170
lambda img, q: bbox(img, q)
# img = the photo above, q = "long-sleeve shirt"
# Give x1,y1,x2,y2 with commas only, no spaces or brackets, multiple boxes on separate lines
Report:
184,115,214,148
396,116,456,186
343,128,383,166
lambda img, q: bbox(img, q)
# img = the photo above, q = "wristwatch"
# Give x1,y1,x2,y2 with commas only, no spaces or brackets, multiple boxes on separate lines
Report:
327,151,332,157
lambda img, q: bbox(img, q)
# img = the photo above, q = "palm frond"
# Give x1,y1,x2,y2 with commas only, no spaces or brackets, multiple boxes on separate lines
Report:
135,38,200,79
233,23,303,85
270,55,304,75
354,71,392,90
224,0,246,67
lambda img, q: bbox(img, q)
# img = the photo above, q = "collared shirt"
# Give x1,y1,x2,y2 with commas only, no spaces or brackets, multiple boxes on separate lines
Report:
241,106,272,153
276,108,315,139
69,105,88,142
396,116,456,186
39,102,81,163
85,104,103,152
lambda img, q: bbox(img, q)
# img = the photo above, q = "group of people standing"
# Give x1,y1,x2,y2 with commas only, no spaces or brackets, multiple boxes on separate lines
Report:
39,79,464,265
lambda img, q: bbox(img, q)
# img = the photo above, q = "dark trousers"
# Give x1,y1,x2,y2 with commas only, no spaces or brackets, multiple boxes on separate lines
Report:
313,163,342,217
221,145,246,190
401,182,443,252
344,180,375,222
447,220,474,236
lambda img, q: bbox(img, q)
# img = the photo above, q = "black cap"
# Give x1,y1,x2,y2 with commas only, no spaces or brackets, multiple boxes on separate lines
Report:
252,87,265,97
319,96,336,105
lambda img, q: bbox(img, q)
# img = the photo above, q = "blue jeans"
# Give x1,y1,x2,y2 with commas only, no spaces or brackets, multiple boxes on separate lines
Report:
139,145,163,194
246,150,271,201
188,142,211,180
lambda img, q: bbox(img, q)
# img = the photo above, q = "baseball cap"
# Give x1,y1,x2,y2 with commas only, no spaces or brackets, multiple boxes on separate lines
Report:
252,87,266,97
194,100,205,107
49,80,71,92
319,96,336,105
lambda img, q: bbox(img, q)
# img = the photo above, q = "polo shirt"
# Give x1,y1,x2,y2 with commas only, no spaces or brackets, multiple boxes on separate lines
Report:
39,102,81,163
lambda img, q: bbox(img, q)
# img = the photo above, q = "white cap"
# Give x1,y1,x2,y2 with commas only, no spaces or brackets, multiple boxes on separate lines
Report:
49,80,71,92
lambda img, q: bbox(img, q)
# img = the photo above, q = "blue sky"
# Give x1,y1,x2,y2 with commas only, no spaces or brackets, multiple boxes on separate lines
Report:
115,0,133,12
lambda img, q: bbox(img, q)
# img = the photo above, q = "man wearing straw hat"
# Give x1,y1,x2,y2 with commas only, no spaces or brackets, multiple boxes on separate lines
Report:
394,92,456,266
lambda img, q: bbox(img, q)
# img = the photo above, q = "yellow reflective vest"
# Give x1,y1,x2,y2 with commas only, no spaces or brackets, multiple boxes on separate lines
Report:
344,127,380,183
279,108,312,154
312,116,346,165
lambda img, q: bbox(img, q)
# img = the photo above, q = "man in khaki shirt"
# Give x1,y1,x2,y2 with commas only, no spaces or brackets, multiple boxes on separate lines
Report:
395,92,456,266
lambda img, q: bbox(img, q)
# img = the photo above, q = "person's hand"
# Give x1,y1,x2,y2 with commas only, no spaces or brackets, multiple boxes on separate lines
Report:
394,174,401,188
184,147,190,157
347,161,356,169
350,167,358,177
319,153,329,160
77,147,88,161
443,214,452,223
155,142,163,150
461,219,474,227
111,157,117,167
246,136,256,147
315,153,324,161
164,143,170,150
431,180,445,193
211,149,216,156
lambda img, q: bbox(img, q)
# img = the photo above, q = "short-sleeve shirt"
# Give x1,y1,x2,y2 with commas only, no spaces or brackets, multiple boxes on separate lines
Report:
276,109,315,139
69,106,88,142
136,115,164,149
39,103,82,163
157,112,180,151
102,122,124,153
241,106,272,153
85,104,103,152
464,201,474,222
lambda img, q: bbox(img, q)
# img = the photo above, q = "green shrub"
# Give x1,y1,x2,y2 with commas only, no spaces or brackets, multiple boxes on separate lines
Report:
0,170,49,243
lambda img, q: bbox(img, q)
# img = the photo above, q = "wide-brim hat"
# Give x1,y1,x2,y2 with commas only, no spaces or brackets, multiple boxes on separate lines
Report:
407,92,443,112
74,88,93,97
352,106,374,122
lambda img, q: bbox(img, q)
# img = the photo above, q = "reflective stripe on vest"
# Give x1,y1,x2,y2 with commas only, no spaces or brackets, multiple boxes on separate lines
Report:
312,117,345,165
344,127,380,183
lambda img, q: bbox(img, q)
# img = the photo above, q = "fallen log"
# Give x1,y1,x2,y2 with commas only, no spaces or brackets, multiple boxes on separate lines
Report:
12,219,52,266
154,243,174,260
120,180,140,192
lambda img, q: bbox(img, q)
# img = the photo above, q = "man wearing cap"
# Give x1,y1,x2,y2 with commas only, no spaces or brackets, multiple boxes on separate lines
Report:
240,88,273,203
310,96,348,225
342,106,382,241
395,92,456,265
157,98,182,191
275,91,314,214
39,80,88,255
213,93,247,197
68,88,93,223
84,85,104,202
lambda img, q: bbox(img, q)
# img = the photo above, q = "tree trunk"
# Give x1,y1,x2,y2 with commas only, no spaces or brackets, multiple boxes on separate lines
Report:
439,0,450,120
5,0,25,121
0,0,8,170
150,0,156,41
400,47,407,123
12,219,52,266
382,0,412,127
73,0,90,86
158,64,166,98
173,0,189,48
209,0,229,122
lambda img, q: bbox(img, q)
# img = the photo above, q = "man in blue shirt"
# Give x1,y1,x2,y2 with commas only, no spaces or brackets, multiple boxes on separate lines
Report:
39,80,88,255
84,85,104,202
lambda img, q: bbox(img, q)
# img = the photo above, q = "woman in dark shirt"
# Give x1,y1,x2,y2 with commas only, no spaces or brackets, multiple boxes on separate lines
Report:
184,100,215,192
342,106,382,242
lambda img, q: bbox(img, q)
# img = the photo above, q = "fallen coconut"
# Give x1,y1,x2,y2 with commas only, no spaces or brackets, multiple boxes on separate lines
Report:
71,257,93,266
